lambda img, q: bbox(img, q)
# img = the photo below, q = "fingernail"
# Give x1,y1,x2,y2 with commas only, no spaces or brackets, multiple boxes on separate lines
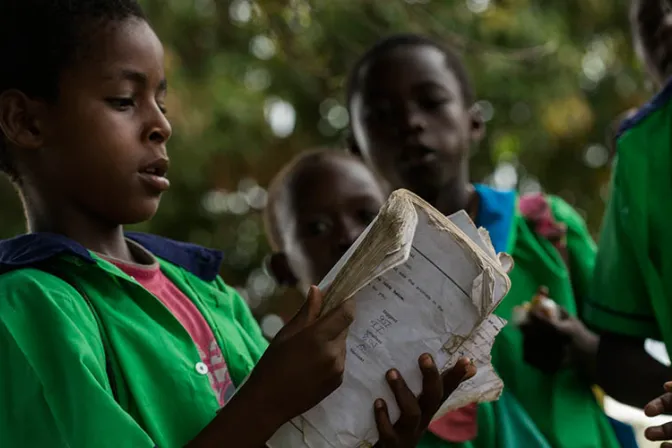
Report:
420,353,434,368
387,369,399,380
375,399,385,409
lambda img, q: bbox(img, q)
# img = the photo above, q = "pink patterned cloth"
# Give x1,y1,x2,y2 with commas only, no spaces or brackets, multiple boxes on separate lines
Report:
519,193,567,250
107,257,235,407
428,403,478,442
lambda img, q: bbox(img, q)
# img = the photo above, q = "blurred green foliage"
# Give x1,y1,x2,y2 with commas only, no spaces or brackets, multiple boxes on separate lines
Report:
0,0,651,328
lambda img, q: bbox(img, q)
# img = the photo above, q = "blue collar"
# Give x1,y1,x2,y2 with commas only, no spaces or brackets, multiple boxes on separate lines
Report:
618,77,672,138
0,232,224,282
473,184,516,254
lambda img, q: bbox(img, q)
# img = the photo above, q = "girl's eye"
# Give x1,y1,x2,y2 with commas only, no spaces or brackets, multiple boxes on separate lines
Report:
158,103,168,115
106,97,135,111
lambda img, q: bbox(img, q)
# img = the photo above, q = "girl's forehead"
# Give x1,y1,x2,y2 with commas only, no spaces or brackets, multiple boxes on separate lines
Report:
63,18,164,84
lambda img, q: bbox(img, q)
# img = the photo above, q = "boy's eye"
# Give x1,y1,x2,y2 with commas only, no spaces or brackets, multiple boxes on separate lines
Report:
418,96,447,110
158,103,168,115
358,209,378,225
306,220,332,237
106,97,135,111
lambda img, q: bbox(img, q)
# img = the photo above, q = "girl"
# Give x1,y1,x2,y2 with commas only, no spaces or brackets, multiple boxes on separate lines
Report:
263,148,552,448
346,33,630,448
0,4,468,447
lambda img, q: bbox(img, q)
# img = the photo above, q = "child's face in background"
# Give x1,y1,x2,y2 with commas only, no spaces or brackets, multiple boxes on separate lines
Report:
281,157,387,289
350,45,480,202
23,18,171,225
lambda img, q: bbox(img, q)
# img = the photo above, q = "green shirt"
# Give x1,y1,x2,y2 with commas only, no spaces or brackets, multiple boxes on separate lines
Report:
0,232,268,448
480,185,619,448
587,84,672,353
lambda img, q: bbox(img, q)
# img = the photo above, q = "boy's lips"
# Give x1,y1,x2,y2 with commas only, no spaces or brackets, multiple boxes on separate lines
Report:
399,145,438,171
138,157,170,192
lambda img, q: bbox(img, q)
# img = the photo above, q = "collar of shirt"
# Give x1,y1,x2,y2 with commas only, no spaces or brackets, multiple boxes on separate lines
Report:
0,231,223,281
473,183,516,254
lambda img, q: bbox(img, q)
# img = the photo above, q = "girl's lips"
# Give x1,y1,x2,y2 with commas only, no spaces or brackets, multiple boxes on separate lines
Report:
138,172,170,192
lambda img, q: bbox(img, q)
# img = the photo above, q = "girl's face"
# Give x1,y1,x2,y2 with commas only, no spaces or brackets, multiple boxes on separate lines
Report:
280,157,387,289
350,45,482,202
24,17,171,225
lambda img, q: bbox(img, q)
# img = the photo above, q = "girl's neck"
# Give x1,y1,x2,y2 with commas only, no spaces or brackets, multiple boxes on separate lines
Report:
22,190,134,262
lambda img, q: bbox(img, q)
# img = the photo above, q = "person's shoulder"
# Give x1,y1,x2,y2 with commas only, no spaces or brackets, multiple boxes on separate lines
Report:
0,266,83,318
0,265,64,290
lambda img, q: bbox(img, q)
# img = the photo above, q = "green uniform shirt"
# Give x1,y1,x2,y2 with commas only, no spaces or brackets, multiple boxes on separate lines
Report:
420,185,619,448
479,186,619,448
588,84,672,353
0,232,268,448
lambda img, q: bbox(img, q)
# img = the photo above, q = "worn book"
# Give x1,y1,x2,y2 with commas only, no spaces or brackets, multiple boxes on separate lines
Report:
268,189,512,448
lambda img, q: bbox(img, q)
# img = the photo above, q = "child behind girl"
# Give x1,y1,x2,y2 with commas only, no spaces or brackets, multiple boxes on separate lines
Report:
345,33,632,448
588,0,672,444
0,3,469,447
263,148,552,448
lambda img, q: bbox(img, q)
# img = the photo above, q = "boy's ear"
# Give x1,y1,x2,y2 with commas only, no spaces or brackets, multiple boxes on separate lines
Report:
264,252,298,287
469,104,486,143
0,90,46,150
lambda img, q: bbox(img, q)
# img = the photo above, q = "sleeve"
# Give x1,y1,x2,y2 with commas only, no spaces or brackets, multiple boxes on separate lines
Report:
548,195,597,316
0,270,155,448
585,167,659,339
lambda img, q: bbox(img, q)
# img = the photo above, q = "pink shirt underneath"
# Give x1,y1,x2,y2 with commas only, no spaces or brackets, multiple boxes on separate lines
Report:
104,247,235,407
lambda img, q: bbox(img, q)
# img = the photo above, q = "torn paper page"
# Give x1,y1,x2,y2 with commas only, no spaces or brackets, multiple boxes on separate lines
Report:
268,190,511,448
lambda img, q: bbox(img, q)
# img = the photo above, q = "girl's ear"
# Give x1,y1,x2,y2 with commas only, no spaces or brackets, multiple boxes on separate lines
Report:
264,252,298,287
469,104,486,143
0,90,47,150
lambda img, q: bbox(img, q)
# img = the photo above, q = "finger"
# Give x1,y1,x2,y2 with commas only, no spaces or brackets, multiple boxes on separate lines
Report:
665,381,672,393
417,354,443,421
441,358,476,400
645,421,672,441
387,369,421,435
662,443,672,448
529,307,554,325
645,392,672,417
290,286,323,328
315,298,355,340
374,399,397,446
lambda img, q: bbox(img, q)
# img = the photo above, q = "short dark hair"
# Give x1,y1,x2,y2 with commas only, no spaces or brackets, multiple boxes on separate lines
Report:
631,0,672,83
345,33,475,112
264,149,364,251
0,0,146,182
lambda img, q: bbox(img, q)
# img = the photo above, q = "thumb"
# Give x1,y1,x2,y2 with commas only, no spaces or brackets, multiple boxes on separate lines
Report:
279,286,323,338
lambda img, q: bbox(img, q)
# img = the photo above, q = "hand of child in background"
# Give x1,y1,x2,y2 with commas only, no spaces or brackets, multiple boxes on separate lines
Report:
222,285,354,444
644,381,672,447
520,305,599,379
374,356,476,448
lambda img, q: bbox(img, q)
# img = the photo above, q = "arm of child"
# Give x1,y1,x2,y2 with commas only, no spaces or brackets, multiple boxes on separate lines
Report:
548,195,596,314
0,270,155,448
587,167,672,407
529,195,672,407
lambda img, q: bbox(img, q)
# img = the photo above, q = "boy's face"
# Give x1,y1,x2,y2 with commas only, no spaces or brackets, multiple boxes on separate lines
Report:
22,18,171,225
350,45,482,202
279,157,387,289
